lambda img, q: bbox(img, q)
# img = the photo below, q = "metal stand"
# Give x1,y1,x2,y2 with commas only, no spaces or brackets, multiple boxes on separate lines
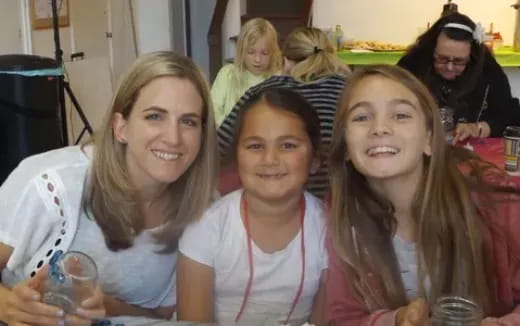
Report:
51,0,93,145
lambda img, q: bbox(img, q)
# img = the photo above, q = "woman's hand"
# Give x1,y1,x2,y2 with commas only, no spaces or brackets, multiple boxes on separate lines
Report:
480,320,502,326
453,122,490,143
64,285,106,326
1,267,66,326
395,298,430,326
481,317,514,325
150,305,175,320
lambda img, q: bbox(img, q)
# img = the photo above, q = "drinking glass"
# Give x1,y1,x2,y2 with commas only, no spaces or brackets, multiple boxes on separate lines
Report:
431,296,482,326
439,107,455,144
42,251,98,313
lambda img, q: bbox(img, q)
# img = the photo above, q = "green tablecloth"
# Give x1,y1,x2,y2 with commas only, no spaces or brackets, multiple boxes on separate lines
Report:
337,47,520,67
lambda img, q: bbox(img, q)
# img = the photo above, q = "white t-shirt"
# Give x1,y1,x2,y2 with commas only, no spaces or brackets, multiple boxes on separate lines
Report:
179,189,327,326
69,211,177,308
393,236,419,299
392,235,431,300
0,146,176,310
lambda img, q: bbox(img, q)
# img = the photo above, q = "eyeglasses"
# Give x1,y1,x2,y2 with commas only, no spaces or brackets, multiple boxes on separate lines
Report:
433,53,470,66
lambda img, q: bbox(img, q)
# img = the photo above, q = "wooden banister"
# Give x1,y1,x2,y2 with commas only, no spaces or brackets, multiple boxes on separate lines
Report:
208,0,229,83
302,0,314,26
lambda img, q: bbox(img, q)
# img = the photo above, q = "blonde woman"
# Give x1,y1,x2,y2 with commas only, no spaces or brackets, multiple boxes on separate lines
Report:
0,51,217,325
218,26,350,198
282,26,350,82
327,65,520,325
211,17,282,126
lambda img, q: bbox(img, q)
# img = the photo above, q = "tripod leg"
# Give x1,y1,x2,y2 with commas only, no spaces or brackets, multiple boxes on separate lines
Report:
51,0,68,146
63,82,94,139
58,76,68,146
75,127,88,145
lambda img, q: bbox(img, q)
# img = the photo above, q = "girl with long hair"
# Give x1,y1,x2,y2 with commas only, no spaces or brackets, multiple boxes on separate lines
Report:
327,65,520,325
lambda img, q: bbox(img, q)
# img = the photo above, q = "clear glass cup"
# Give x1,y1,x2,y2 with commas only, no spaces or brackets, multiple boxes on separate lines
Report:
431,296,483,326
439,107,455,144
42,251,98,313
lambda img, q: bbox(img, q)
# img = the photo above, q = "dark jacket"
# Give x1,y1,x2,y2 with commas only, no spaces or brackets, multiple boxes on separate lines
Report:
398,51,520,137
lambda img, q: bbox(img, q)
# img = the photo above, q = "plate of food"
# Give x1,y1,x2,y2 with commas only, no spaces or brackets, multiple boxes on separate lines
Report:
343,40,407,52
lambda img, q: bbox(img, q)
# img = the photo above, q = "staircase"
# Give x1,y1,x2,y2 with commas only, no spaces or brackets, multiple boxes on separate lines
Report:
208,0,313,82
242,0,313,44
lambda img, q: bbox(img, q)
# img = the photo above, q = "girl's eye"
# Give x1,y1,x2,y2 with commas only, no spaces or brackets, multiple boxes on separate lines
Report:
351,114,369,122
246,143,262,150
145,113,161,121
395,112,412,120
181,117,198,127
261,51,270,56
281,142,297,150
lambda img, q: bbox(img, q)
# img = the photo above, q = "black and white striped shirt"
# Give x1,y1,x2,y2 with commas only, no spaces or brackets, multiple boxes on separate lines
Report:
217,74,347,198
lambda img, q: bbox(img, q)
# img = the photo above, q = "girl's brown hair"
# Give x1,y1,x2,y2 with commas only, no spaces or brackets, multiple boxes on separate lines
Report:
85,51,217,252
329,64,512,314
225,87,321,168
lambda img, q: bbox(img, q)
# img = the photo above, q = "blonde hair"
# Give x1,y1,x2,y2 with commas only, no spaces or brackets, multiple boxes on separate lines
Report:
86,51,217,252
283,26,350,82
235,17,282,75
329,65,502,313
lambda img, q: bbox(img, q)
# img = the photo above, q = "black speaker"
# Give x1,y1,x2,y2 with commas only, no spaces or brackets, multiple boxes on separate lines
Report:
0,54,63,185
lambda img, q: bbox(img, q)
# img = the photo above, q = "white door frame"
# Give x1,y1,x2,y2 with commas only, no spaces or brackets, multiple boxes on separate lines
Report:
20,0,32,54
106,0,115,83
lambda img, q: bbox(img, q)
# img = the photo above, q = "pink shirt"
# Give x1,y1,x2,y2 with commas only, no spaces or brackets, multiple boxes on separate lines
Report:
326,166,520,325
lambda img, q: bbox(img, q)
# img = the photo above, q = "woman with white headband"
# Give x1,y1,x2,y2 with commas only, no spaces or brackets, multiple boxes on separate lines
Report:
398,12,520,143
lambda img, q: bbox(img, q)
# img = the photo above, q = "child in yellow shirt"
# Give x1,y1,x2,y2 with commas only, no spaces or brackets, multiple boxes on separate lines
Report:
211,17,282,126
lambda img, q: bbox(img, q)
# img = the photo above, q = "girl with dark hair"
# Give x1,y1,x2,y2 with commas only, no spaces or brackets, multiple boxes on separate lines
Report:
326,64,520,325
398,12,520,143
177,88,327,325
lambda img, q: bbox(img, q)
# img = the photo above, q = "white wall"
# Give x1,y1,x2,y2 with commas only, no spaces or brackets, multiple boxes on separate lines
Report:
109,0,138,86
189,0,217,78
31,27,73,60
64,56,112,143
222,0,241,62
312,0,517,46
133,0,172,54
69,0,109,59
0,1,24,54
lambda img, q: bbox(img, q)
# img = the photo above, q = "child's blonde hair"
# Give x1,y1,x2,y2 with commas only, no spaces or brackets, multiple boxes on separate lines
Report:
235,18,282,74
283,26,350,82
